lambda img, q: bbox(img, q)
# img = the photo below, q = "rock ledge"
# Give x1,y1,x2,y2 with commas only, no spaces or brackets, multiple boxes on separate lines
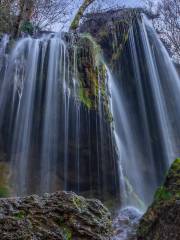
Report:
0,191,112,239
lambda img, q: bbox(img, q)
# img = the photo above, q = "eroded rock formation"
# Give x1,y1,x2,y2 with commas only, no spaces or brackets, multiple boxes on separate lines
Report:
0,191,112,240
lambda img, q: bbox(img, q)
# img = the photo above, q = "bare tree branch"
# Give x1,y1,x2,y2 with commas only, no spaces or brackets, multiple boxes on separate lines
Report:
146,0,180,61
70,0,96,31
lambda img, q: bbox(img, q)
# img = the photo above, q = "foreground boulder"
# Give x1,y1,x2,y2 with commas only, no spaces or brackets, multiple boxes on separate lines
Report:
137,158,180,240
0,191,112,239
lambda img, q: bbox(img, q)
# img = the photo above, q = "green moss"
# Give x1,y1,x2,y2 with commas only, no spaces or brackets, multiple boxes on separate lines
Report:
72,195,86,210
154,186,172,202
0,162,10,198
75,36,100,109
62,226,72,240
79,86,92,109
14,210,26,220
137,158,180,239
151,159,180,203
73,196,81,208
0,186,9,198
74,34,113,123
171,158,180,171
56,217,72,240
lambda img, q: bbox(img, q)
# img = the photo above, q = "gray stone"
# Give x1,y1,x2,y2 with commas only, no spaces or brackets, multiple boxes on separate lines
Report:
0,191,112,240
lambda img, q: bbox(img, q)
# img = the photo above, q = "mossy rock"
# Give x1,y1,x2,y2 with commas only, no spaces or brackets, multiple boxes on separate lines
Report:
137,158,180,240
0,191,112,239
71,34,112,122
13,210,26,220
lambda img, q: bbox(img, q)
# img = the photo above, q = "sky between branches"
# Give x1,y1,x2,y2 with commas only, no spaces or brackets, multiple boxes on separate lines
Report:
53,0,145,31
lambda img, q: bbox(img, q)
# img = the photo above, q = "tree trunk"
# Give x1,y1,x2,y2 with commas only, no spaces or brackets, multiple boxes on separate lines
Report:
70,0,95,31
14,0,35,37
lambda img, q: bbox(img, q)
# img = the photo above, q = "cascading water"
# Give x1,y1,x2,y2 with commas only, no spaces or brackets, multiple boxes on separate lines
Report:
0,33,119,199
107,15,180,239
107,15,180,209
0,11,179,226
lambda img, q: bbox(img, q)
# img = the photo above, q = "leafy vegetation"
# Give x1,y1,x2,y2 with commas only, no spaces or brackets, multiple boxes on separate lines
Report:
20,21,34,35
154,186,172,201
14,210,26,220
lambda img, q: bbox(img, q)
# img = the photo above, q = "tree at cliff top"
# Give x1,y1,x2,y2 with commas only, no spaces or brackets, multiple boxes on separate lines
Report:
146,0,180,62
0,0,74,36
70,0,127,31
0,0,15,34
70,0,96,31
31,0,75,30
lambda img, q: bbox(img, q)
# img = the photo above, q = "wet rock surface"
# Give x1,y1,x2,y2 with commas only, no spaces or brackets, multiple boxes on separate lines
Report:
137,158,180,240
0,191,112,239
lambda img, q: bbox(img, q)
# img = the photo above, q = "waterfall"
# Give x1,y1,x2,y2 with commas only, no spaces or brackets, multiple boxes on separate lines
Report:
107,15,180,207
0,13,179,210
0,35,10,127
0,33,119,199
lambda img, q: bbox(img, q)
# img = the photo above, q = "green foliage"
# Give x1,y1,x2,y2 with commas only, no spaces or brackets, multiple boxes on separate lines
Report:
14,210,26,220
75,34,113,123
154,186,172,201
172,158,180,171
20,21,34,35
62,226,72,240
56,217,72,240
79,87,92,109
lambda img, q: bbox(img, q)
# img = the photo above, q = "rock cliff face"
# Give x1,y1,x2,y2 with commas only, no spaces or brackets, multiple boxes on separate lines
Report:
0,191,112,240
137,158,180,240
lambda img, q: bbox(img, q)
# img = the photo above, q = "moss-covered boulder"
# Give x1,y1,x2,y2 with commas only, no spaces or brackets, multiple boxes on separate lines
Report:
137,158,180,240
0,191,112,240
